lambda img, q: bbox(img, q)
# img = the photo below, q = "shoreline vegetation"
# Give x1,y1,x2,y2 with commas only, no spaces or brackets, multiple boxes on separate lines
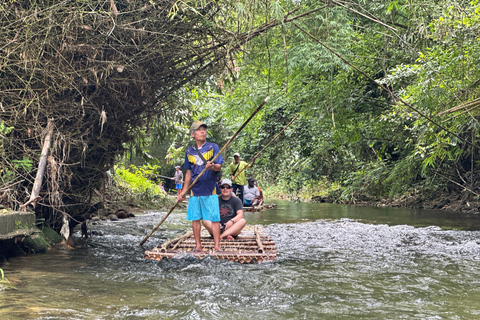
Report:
264,184,480,215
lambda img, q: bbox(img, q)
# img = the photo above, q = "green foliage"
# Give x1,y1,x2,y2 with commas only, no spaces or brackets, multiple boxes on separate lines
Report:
166,145,185,167
0,121,15,183
297,178,342,202
115,165,163,193
114,165,171,207
12,157,32,172
0,121,13,135
15,220,29,230
208,0,480,201
116,0,480,203
382,1,480,190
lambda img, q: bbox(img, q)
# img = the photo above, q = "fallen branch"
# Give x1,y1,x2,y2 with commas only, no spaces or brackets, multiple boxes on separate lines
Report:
432,169,480,197
21,119,54,211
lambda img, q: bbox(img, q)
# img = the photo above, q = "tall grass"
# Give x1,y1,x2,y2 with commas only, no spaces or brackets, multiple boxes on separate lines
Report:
0,268,16,290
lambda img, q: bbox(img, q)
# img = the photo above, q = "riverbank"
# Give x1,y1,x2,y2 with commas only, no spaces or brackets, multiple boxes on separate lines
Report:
0,224,63,263
267,187,480,215
349,192,480,215
0,197,179,262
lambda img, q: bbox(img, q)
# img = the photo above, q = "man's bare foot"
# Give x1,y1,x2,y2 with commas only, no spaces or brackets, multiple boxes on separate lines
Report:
226,235,234,240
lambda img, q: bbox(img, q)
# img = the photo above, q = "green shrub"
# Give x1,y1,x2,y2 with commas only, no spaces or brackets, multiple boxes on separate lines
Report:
114,164,173,208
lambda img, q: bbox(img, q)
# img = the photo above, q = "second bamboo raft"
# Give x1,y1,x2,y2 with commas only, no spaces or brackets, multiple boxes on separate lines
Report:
242,203,277,212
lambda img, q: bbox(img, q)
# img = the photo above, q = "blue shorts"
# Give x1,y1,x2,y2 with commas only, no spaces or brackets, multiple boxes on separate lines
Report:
187,195,220,222
244,199,252,206
175,183,182,190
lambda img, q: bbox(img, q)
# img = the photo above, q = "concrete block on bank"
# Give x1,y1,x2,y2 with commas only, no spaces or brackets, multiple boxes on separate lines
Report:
0,211,38,240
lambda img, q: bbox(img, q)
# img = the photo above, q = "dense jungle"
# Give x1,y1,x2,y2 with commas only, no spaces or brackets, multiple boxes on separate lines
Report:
1,0,480,238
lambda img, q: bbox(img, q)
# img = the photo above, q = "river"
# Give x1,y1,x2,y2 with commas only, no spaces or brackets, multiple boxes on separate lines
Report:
1,201,480,319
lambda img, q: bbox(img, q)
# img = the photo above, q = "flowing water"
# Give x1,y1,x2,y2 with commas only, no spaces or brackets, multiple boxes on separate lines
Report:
1,201,480,319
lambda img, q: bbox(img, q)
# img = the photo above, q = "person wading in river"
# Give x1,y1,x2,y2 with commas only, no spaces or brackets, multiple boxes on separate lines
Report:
170,166,184,196
203,178,246,240
178,121,223,252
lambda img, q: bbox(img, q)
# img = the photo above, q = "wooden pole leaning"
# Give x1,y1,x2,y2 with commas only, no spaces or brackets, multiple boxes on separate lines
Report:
157,175,174,180
160,231,193,252
232,113,299,182
21,118,55,211
139,96,270,246
254,226,265,253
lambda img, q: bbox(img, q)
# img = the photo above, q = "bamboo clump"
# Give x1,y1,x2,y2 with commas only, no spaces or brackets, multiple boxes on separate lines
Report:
0,0,249,223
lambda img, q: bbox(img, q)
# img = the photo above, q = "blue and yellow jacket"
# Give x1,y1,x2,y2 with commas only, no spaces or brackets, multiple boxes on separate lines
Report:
183,142,223,196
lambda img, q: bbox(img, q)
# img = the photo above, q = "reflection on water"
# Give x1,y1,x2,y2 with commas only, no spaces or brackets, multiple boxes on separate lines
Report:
1,201,480,319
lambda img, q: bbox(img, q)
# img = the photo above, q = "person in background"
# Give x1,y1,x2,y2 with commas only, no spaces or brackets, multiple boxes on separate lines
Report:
254,181,264,206
178,121,223,252
158,181,166,194
229,152,255,204
203,179,246,240
171,166,184,196
243,177,260,207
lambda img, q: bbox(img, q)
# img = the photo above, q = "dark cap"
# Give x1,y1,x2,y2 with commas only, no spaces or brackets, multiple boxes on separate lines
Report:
247,177,255,182
190,121,207,131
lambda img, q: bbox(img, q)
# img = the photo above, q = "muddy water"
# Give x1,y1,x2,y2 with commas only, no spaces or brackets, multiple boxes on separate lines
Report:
1,201,480,319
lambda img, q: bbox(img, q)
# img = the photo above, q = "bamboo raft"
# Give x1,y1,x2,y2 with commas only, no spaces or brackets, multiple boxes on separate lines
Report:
144,225,276,263
242,203,277,212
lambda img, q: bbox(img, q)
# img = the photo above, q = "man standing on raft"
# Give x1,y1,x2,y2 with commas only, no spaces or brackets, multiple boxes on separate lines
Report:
178,121,223,252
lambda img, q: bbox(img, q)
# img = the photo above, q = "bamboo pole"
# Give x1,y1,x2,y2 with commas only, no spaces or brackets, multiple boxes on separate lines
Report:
139,96,270,246
254,226,265,253
157,174,174,180
232,114,299,182
160,231,193,252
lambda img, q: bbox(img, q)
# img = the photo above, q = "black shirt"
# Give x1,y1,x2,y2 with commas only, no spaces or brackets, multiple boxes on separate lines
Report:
218,195,243,225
